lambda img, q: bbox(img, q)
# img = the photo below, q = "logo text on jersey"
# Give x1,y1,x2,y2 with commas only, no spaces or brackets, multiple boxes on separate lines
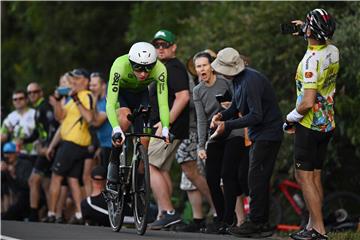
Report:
112,73,120,92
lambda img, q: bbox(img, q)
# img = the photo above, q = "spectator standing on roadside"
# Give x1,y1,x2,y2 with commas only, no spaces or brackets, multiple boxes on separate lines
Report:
174,56,216,232
148,29,190,230
1,90,36,220
193,51,249,233
44,69,95,224
89,72,113,170
210,48,283,238
284,9,339,240
25,82,59,222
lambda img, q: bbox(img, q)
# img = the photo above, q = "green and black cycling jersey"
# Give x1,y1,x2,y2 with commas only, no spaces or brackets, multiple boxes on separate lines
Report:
106,54,170,130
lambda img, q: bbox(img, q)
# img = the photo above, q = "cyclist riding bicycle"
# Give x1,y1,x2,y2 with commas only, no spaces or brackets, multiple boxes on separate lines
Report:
106,42,170,191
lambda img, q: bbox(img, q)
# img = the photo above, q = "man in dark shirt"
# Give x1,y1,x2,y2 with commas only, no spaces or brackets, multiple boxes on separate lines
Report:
210,47,283,238
25,82,59,222
148,29,190,230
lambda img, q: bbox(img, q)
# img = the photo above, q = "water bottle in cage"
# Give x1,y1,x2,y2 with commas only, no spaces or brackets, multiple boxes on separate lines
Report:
293,193,304,209
119,152,126,167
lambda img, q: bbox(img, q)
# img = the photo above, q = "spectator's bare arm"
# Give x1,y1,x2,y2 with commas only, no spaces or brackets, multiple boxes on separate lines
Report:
169,89,190,124
49,95,66,122
46,127,61,160
91,111,107,127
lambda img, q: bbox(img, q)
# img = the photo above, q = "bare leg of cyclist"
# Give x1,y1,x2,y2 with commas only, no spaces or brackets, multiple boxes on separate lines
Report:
307,170,323,229
296,170,326,234
106,108,132,188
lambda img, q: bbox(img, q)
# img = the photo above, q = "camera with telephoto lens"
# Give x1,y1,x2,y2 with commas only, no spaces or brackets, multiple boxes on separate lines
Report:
280,23,303,35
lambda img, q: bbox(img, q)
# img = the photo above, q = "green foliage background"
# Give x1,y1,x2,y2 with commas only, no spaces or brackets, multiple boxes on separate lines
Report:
2,1,359,196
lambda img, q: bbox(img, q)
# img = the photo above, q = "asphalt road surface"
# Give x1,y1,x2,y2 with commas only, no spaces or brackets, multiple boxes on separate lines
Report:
1,221,284,240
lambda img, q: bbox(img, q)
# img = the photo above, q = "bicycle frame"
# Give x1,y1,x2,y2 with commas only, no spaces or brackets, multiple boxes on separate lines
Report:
278,179,303,216
119,132,166,186
106,104,171,234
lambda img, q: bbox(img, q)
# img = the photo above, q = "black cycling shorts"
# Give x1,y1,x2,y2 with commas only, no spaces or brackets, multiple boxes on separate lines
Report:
52,141,88,179
33,156,52,178
294,124,333,171
118,88,149,133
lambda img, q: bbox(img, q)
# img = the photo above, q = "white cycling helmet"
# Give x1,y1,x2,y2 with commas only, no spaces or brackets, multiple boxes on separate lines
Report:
128,42,157,72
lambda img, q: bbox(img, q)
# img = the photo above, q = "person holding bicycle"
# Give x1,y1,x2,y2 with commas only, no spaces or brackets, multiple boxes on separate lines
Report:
283,9,339,240
105,42,170,192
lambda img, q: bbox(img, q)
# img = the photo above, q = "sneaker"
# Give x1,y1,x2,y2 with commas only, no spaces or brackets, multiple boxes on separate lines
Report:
55,216,65,224
202,221,229,234
42,215,56,223
28,212,39,222
228,219,274,238
148,211,182,230
68,216,84,225
174,220,206,232
290,228,328,240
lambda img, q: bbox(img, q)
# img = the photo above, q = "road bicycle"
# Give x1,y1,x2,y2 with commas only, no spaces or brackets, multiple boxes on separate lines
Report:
269,176,360,232
103,105,171,235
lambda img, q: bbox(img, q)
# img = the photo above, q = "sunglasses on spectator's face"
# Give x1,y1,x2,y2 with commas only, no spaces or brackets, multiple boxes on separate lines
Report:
153,42,173,49
27,89,41,95
13,97,25,101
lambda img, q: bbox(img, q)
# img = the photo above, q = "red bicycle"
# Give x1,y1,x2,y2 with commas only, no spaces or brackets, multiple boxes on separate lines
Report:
268,176,360,232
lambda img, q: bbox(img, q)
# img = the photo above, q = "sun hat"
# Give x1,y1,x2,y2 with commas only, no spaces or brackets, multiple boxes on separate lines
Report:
211,47,245,76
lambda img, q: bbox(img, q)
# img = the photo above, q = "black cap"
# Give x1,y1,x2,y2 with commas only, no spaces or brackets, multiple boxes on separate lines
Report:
69,68,90,80
91,165,106,180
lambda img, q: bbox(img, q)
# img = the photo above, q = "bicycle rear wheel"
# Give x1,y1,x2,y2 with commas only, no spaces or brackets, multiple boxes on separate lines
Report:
132,144,150,235
323,191,360,231
107,184,125,232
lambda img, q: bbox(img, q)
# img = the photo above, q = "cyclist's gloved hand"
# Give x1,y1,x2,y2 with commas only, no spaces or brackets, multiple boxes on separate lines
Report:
162,127,170,143
112,126,125,147
286,108,303,123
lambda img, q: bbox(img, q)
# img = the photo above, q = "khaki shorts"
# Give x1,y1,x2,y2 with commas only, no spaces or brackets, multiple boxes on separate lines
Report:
148,138,181,171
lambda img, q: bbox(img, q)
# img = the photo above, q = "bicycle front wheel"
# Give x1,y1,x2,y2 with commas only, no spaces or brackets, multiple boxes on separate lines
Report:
107,184,125,232
132,144,150,235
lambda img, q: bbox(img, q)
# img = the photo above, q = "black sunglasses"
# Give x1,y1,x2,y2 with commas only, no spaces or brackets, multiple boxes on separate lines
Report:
13,97,25,101
153,42,173,49
27,89,41,95
129,60,156,73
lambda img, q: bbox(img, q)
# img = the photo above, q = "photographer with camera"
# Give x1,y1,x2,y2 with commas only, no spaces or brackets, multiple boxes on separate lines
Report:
44,68,95,224
283,9,339,240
